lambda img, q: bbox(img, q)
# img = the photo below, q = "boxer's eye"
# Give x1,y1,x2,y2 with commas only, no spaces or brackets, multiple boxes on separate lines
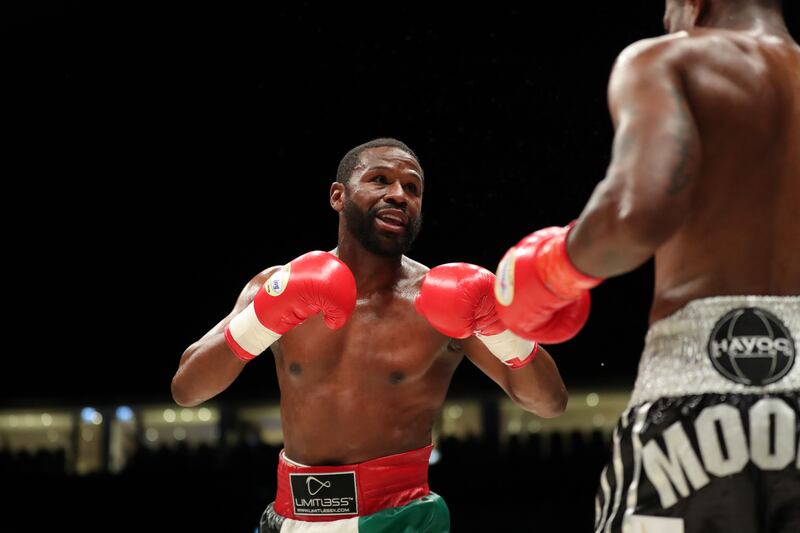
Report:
404,183,418,195
374,175,388,184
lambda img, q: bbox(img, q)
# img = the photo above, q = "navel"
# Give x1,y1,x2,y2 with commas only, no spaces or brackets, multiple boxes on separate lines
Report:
389,371,405,384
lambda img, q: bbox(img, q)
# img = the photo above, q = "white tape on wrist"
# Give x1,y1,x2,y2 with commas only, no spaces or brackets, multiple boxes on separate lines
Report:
228,302,282,356
475,330,537,366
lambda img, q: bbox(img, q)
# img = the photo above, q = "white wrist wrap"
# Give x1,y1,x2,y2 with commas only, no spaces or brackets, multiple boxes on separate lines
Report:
228,301,282,356
476,330,537,366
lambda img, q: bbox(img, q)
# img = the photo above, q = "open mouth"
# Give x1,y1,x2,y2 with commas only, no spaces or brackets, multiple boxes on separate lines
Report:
375,210,408,233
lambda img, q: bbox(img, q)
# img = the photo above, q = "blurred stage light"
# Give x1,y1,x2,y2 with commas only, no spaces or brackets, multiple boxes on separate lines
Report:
116,406,134,422
446,405,463,419
81,407,103,425
527,420,542,433
586,393,600,407
429,448,441,465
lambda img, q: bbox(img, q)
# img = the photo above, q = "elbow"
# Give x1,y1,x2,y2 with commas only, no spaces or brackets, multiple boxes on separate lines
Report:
510,386,568,419
171,347,206,407
614,206,678,250
610,175,689,250
536,392,568,419
171,384,203,408
171,367,203,408
531,388,568,419
170,377,193,407
585,177,681,251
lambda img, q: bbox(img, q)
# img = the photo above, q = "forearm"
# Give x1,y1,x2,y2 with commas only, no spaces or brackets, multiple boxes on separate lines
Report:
505,348,567,418
567,176,661,279
171,334,247,407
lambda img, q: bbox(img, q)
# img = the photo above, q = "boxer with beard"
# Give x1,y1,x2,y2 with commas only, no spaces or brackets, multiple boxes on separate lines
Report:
172,138,569,532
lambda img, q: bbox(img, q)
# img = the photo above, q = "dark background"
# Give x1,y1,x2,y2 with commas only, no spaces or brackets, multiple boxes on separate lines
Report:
4,0,677,405
3,1,798,531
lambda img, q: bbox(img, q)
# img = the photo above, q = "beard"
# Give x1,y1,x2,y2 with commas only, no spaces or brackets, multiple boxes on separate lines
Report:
342,198,422,257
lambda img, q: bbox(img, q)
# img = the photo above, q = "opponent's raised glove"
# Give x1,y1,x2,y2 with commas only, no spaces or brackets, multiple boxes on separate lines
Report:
495,224,602,343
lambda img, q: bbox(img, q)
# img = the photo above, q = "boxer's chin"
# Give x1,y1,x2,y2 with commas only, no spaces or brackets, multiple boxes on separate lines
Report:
343,201,421,257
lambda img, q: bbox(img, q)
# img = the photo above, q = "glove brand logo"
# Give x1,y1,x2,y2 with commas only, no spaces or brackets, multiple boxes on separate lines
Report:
306,476,331,495
707,307,795,386
266,264,291,297
495,248,516,306
289,471,358,516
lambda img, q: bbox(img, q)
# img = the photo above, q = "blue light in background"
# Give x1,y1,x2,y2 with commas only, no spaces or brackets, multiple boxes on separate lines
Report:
116,406,134,422
429,448,441,465
80,407,97,423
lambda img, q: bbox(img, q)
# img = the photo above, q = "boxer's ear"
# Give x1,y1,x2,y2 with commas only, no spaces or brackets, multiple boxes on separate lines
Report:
330,181,345,213
689,0,707,28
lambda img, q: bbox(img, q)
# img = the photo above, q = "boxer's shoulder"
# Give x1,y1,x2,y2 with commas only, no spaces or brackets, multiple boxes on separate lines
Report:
257,265,282,279
252,265,283,288
616,29,782,82
236,265,282,306
614,33,688,69
400,255,430,288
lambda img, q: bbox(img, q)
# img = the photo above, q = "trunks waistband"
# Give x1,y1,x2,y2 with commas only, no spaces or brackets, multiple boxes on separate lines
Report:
274,444,432,522
630,295,799,406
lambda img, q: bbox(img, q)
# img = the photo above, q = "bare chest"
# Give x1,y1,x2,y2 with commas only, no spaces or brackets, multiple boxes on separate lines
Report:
273,292,455,384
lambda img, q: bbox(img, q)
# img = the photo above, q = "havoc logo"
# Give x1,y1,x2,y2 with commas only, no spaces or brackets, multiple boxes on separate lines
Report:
707,307,795,386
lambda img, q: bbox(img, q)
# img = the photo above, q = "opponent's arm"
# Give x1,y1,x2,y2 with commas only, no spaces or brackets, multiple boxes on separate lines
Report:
493,42,701,341
568,41,702,278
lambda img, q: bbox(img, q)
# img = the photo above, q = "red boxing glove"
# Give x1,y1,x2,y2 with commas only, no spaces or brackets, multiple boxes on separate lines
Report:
415,263,538,368
494,224,603,343
224,251,357,361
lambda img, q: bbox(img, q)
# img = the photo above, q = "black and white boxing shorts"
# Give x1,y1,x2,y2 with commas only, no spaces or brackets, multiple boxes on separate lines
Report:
595,296,799,533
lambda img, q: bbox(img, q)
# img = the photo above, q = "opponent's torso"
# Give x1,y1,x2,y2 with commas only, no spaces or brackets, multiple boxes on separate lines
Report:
651,29,800,321
270,258,461,465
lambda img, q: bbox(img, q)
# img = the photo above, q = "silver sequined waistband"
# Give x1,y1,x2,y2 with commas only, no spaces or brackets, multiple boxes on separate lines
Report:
629,295,800,406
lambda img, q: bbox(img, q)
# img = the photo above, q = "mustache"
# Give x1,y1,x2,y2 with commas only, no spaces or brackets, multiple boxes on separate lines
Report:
368,204,410,219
